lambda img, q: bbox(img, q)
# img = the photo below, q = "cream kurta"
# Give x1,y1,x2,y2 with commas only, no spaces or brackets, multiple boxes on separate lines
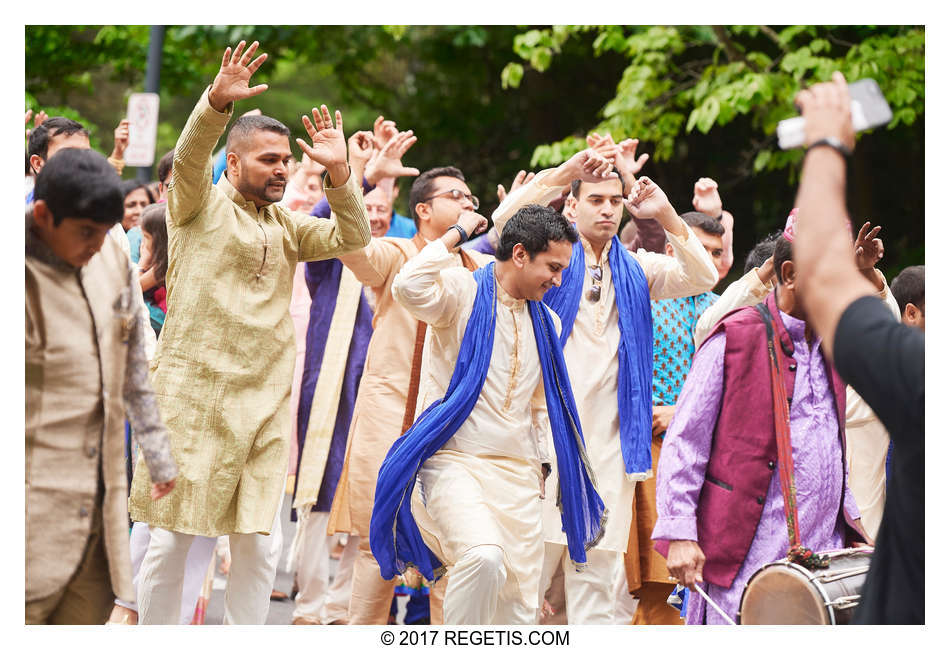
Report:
489,168,720,553
393,240,554,607
129,88,370,537
328,236,491,536
692,267,900,541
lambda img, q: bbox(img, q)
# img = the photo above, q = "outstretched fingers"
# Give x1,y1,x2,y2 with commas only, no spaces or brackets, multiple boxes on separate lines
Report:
301,114,317,139
239,41,259,67
246,52,268,76
230,41,246,66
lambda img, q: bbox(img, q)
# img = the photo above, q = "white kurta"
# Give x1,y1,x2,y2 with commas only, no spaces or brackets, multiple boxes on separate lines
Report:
392,240,554,609
487,169,720,554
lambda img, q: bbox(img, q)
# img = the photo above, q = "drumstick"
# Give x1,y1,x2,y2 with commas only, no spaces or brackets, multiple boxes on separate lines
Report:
692,583,737,625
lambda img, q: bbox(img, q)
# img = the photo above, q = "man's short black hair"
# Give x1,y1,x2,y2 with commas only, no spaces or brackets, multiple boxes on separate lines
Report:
495,204,579,261
157,149,175,185
570,172,626,200
891,265,925,313
773,235,794,284
27,116,89,161
679,211,725,236
225,115,291,156
408,166,466,227
744,232,781,274
33,148,124,227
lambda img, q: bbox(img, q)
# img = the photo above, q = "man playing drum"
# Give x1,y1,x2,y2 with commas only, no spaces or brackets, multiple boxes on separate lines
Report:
650,217,869,624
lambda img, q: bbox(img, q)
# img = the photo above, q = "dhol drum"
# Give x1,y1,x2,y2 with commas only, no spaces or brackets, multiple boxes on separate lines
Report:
738,547,873,625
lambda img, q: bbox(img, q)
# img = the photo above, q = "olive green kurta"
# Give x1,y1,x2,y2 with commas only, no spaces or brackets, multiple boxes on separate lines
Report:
129,88,370,537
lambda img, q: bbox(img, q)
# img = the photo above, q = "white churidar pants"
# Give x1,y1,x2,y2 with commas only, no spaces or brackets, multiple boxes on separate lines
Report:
114,521,217,624
291,513,359,623
538,542,621,624
137,507,283,624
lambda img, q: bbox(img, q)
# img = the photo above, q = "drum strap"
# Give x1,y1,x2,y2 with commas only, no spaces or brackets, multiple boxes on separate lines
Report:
756,302,829,571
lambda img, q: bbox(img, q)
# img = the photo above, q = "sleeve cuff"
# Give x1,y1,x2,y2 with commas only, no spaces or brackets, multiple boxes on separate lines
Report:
198,86,234,121
323,169,362,213
745,268,772,296
651,516,698,542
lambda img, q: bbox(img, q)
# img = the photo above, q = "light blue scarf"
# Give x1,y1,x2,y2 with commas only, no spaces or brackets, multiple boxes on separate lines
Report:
543,236,654,476
369,262,606,581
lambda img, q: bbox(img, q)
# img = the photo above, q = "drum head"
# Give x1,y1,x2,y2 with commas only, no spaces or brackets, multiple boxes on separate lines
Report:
740,563,831,625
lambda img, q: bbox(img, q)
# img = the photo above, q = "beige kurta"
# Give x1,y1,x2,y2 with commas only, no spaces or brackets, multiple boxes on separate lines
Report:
692,267,901,541
393,239,554,608
488,168,720,553
327,236,490,537
128,88,370,537
27,228,176,605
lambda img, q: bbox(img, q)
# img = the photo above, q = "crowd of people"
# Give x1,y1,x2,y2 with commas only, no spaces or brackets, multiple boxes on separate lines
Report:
25,40,924,626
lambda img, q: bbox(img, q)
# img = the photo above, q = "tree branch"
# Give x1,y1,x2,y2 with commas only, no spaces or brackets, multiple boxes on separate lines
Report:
759,26,786,51
712,26,761,72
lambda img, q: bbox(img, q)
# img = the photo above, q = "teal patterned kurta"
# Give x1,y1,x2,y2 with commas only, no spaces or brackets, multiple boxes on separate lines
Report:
651,291,718,406
129,88,370,536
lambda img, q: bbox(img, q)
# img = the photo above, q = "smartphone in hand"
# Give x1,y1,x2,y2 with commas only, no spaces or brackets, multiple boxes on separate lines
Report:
777,78,893,150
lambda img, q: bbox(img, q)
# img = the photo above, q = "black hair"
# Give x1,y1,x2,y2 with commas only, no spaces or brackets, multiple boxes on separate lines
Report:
140,203,169,285
890,265,925,314
27,116,89,162
570,172,626,200
744,232,782,274
408,166,466,226
33,148,123,226
225,115,291,156
120,179,157,204
678,210,725,236
495,204,579,261
773,235,794,285
157,149,175,185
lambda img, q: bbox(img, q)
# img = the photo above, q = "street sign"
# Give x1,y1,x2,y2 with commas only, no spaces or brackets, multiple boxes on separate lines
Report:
125,92,160,167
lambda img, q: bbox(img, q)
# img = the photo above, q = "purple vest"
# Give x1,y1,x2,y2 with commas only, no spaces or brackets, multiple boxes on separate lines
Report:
654,292,863,588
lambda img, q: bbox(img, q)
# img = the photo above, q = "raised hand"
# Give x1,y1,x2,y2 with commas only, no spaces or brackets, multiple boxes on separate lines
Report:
586,132,618,162
497,169,536,203
372,115,398,149
296,105,350,187
112,119,130,159
692,177,723,217
615,138,650,179
457,210,489,238
208,40,269,113
854,221,884,270
624,176,673,221
26,109,48,139
569,148,618,183
364,130,419,185
348,131,375,167
796,70,855,150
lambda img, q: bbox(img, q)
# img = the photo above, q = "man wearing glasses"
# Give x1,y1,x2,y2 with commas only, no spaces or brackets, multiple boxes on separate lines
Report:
329,166,493,624
494,153,718,623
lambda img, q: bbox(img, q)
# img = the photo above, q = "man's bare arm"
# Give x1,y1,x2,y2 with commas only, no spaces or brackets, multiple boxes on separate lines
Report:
792,71,877,359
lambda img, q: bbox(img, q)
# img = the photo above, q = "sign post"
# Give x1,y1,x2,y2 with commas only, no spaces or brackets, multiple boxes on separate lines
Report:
125,92,161,169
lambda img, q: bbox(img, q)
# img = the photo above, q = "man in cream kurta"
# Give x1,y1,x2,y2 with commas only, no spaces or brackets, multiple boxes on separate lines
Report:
128,41,370,624
491,155,718,623
391,204,585,625
328,167,491,624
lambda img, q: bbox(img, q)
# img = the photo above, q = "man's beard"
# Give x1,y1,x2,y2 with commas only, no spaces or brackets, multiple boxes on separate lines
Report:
239,178,286,205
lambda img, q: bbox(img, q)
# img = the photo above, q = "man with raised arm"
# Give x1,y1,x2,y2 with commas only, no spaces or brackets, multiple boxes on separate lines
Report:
371,204,607,624
491,149,718,623
791,71,923,625
128,40,369,625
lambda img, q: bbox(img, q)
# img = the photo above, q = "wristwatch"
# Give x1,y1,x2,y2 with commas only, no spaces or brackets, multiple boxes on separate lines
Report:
448,224,469,244
806,137,852,159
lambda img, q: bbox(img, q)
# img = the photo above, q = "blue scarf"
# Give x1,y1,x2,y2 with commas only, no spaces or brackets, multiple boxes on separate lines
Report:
543,236,654,477
369,262,607,582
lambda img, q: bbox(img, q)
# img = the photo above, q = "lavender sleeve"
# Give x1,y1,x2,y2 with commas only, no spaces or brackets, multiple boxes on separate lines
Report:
652,331,727,542
310,176,373,218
